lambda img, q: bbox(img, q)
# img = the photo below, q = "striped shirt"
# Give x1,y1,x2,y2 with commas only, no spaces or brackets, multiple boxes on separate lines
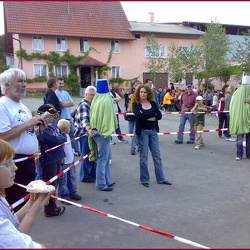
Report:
74,99,91,136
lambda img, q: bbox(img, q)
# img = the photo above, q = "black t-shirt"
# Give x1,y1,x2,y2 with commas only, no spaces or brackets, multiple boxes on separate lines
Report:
44,89,61,113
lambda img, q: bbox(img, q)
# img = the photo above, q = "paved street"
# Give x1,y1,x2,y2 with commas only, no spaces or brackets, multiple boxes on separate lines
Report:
21,97,250,248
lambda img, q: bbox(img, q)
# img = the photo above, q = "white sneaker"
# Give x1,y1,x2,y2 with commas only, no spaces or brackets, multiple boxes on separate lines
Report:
235,157,241,161
195,146,200,150
226,137,236,142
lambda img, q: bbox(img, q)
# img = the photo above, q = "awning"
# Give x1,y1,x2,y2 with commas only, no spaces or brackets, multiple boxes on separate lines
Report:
74,56,106,67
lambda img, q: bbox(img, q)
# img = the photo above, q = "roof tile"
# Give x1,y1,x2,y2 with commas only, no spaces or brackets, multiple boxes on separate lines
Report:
4,1,135,40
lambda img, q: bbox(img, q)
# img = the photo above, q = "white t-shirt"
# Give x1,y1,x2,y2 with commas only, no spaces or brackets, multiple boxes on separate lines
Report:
0,196,41,248
64,134,74,164
0,96,38,155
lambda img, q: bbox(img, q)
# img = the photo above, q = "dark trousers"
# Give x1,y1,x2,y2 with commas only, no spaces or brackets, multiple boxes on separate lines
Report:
225,114,231,138
5,155,35,212
218,113,227,137
42,161,61,214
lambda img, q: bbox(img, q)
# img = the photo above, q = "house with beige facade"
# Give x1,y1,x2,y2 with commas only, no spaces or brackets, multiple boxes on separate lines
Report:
3,1,207,92
6,1,247,92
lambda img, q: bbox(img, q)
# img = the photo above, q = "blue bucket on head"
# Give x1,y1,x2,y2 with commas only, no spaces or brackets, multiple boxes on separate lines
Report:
96,79,109,94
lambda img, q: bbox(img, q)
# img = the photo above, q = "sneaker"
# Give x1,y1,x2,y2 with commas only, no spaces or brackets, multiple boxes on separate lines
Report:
110,141,116,145
119,139,128,144
131,149,135,155
69,194,82,201
218,136,222,139
226,137,236,142
195,146,200,150
186,141,194,144
235,157,242,161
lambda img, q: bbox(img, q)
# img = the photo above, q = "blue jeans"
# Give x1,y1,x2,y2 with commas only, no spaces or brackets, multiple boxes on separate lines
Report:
92,131,112,190
35,161,43,180
236,133,250,158
177,114,195,142
69,119,81,154
79,136,96,181
137,129,166,183
116,115,124,141
128,120,137,150
58,163,77,199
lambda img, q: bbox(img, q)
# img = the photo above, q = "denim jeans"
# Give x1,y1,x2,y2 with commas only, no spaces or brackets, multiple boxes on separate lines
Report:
236,133,250,158
115,115,124,141
69,118,81,154
79,136,96,181
218,113,227,137
35,161,43,180
93,131,112,190
128,120,137,151
58,163,77,199
137,129,166,183
177,114,195,142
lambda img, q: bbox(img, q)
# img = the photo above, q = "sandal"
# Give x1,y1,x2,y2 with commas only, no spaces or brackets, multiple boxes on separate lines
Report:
44,206,66,217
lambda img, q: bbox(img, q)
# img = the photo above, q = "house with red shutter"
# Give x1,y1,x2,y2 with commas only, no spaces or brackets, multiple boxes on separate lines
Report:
4,1,205,92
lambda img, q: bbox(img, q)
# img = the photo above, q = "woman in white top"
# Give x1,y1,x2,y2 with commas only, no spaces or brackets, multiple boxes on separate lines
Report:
0,139,50,248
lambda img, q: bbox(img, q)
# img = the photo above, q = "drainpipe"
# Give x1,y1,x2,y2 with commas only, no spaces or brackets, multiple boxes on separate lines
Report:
13,37,22,70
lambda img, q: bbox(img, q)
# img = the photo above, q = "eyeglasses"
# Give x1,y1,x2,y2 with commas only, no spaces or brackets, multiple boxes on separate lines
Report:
0,160,16,169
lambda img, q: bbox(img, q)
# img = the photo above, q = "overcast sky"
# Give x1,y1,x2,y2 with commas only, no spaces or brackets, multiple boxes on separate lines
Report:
1,1,250,35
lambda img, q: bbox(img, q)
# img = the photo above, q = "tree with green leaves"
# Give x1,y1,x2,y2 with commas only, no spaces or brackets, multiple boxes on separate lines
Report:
144,34,167,82
232,29,250,74
197,20,230,88
167,43,201,84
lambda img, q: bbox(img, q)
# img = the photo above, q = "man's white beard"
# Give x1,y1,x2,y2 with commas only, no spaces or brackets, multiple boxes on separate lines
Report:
11,86,26,99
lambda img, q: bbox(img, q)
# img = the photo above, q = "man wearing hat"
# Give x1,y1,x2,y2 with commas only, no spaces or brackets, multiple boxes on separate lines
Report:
230,75,250,160
37,104,67,216
175,82,197,144
88,79,117,191
0,68,45,211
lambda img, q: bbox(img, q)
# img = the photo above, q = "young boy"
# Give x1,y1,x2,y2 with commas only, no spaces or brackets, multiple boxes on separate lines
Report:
57,119,82,203
37,104,67,217
191,96,207,150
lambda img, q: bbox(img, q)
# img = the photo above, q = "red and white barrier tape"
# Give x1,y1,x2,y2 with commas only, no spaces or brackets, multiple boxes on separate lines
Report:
15,128,229,164
111,128,229,137
118,111,229,115
10,152,91,210
14,134,87,163
15,183,210,249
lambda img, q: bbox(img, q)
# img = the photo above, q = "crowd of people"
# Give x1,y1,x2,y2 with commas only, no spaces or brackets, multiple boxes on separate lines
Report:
0,67,250,247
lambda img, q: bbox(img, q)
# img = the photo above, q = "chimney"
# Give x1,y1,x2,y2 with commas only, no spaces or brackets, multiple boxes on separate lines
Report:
149,12,155,24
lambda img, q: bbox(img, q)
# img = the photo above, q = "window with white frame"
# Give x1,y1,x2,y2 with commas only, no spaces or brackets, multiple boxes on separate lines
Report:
34,64,47,77
33,36,43,51
55,65,67,77
80,38,89,52
111,66,120,78
145,45,166,58
57,37,67,51
111,40,120,53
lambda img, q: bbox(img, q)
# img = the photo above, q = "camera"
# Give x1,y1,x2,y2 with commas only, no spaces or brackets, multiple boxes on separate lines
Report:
41,111,51,119
37,111,51,126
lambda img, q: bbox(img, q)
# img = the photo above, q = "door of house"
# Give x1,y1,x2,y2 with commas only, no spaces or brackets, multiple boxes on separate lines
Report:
143,73,168,90
80,67,91,88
